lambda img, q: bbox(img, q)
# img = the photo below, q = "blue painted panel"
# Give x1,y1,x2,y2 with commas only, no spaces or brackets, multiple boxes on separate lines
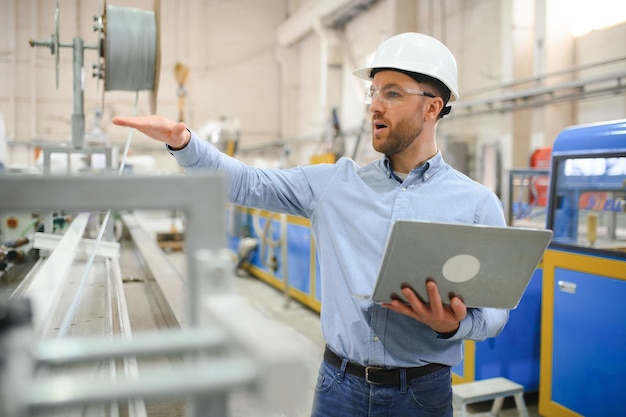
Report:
247,216,285,278
553,119,626,154
228,235,240,253
226,209,246,255
266,217,284,280
452,269,542,388
250,217,262,268
286,223,311,294
552,268,626,417
473,268,542,391
452,357,465,378
247,216,269,272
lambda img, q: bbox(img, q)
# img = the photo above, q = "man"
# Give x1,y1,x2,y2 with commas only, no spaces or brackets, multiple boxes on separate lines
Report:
113,32,508,417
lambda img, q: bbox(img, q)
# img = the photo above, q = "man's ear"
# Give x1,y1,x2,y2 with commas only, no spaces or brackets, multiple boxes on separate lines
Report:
424,97,445,121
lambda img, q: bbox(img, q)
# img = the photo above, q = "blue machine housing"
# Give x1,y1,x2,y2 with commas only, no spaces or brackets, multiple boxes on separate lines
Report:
540,119,626,417
548,119,626,259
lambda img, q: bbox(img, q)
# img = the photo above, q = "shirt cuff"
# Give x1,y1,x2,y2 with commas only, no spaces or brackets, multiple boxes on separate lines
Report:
437,315,472,341
166,128,192,153
435,327,459,339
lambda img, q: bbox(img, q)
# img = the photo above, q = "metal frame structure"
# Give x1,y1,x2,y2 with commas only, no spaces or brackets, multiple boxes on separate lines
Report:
0,174,307,417
0,174,225,326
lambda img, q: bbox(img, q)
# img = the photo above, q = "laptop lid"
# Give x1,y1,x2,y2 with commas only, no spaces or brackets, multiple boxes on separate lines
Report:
370,220,553,309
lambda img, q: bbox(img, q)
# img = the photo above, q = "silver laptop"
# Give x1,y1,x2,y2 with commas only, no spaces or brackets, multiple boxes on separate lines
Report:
369,220,553,309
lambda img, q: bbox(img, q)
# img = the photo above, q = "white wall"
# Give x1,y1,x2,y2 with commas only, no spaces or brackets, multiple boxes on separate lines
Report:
1,0,625,176
575,23,626,124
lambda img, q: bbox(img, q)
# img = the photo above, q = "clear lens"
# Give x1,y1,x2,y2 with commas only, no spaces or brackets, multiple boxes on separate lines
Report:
365,86,435,106
365,87,374,104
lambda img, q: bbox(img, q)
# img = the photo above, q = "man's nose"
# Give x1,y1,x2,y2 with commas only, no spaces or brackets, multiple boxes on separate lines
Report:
368,94,385,112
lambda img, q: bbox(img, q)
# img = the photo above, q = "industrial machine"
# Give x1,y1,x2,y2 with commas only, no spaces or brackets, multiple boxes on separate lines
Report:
539,119,626,417
1,2,308,416
0,175,307,417
228,206,320,312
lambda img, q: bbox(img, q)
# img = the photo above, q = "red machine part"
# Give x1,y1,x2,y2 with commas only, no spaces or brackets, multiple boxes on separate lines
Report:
6,217,18,229
529,147,552,206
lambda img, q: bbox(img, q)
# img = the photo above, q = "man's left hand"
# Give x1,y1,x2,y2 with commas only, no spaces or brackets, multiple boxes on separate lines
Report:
381,280,467,335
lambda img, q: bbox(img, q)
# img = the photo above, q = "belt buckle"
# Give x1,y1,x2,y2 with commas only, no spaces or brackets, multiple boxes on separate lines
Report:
365,366,383,385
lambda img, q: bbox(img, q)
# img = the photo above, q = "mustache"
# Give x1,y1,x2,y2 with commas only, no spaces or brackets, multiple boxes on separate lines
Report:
372,117,389,128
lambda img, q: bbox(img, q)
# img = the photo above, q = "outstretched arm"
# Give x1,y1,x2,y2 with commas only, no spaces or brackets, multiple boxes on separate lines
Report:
112,115,191,150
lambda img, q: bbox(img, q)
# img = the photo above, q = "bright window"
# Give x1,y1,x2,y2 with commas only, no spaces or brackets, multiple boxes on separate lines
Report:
557,0,626,37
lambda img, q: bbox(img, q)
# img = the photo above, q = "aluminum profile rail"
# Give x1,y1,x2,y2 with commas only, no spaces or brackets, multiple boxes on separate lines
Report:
33,232,121,260
0,173,308,417
11,212,91,338
0,173,226,327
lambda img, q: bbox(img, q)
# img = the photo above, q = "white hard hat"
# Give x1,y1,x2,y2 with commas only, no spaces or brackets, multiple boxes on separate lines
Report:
353,32,459,102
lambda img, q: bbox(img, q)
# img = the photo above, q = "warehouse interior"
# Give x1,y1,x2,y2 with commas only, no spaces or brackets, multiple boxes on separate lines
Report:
1,0,625,416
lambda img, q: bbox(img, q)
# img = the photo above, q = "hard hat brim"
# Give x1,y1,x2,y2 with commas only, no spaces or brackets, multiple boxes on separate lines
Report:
353,67,373,81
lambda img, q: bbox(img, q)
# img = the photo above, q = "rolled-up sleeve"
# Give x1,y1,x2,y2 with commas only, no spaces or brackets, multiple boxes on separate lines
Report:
448,307,509,342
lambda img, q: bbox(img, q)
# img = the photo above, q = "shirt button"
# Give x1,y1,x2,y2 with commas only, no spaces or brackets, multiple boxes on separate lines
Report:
373,336,380,342
401,187,407,191
424,174,429,179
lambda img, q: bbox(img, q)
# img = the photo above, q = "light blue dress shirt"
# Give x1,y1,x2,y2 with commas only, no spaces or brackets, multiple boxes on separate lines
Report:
169,132,509,368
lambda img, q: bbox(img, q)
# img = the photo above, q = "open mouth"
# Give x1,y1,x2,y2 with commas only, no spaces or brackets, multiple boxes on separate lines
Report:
373,120,388,133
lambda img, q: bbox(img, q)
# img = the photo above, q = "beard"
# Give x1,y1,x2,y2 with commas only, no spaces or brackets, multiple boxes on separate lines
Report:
372,115,423,156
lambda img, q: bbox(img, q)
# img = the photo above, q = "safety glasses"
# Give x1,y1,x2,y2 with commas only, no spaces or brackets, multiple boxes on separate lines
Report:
365,85,435,106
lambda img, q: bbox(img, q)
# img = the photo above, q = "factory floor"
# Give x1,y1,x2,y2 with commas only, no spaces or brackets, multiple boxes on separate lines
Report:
119,246,542,417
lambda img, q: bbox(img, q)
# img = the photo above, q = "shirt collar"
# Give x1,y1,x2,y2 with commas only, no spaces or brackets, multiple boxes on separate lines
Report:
383,151,445,182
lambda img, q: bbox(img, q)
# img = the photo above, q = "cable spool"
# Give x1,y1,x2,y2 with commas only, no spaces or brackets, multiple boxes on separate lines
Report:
102,3,160,112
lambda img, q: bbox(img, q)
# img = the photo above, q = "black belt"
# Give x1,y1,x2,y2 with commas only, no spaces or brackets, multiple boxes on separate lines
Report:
324,346,448,386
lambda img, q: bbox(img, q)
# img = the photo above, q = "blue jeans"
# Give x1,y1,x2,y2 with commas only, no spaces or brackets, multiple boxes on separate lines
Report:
310,359,453,417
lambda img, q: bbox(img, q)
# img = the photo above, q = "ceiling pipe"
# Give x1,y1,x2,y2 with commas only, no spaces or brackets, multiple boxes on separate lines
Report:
30,0,38,140
276,0,378,47
452,71,626,117
313,18,330,119
9,0,17,141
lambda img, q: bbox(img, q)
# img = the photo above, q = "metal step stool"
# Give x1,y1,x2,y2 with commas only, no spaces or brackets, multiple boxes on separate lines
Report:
452,377,529,417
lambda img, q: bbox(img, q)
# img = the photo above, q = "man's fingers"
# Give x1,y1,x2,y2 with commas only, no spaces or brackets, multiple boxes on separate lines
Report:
111,116,129,126
112,116,147,129
112,115,153,129
384,283,467,335
449,297,468,321
401,286,423,308
425,280,443,307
